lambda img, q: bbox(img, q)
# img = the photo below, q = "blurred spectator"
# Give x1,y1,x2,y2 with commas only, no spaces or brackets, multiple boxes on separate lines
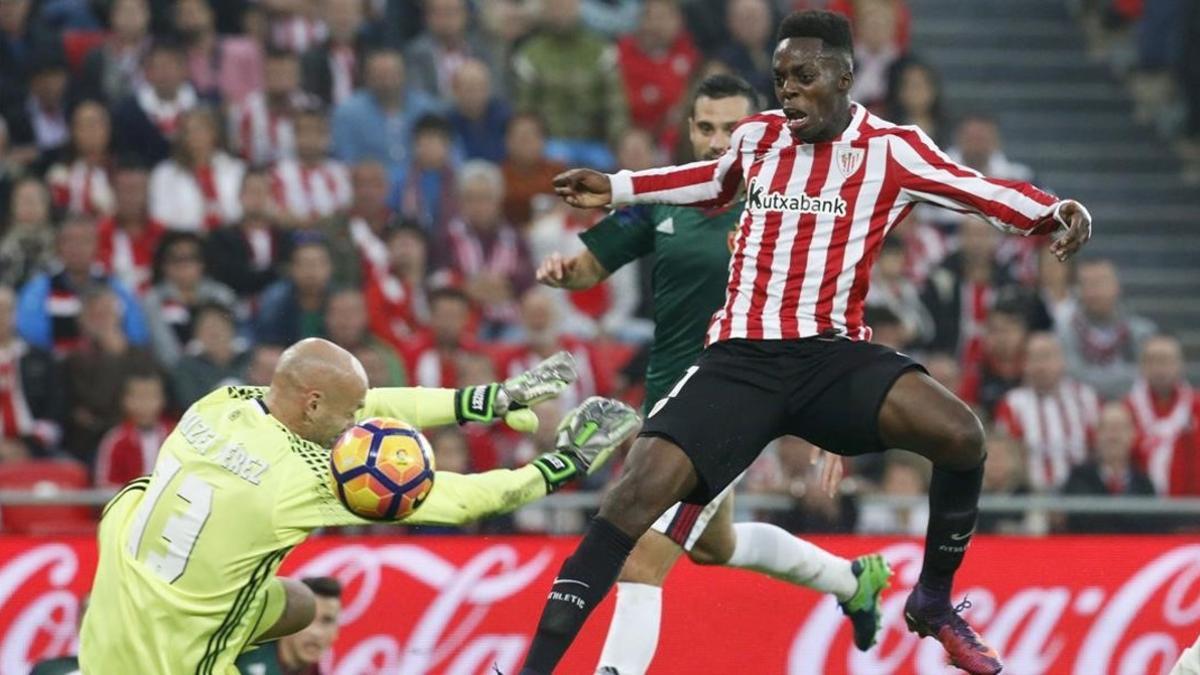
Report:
174,0,262,104
866,237,934,346
236,577,343,674
255,238,334,345
272,108,351,228
435,161,534,338
0,0,49,108
16,217,149,356
392,115,458,233
513,0,630,168
0,177,55,289
477,0,536,95
922,217,1011,360
172,302,247,408
95,161,164,297
430,427,471,473
331,49,442,171
884,58,947,143
713,0,774,101
112,39,197,167
978,432,1037,534
1126,334,1200,496
62,287,161,461
0,284,62,456
0,120,17,214
229,49,318,166
614,125,664,173
1060,402,1156,533
743,436,854,533
847,0,903,111
500,113,566,228
959,297,1029,413
1059,259,1156,400
319,160,392,288
401,287,480,388
580,0,641,37
995,332,1101,492
405,0,500,103
858,450,929,535
526,202,643,340
503,289,609,411
946,113,1033,181
94,370,172,488
323,288,408,386
46,101,115,219
205,168,293,298
924,351,962,398
3,54,71,171
891,210,947,287
264,0,327,55
364,223,430,345
148,107,246,231
865,305,908,352
300,0,366,107
78,0,152,105
142,232,237,366
1037,245,1077,330
617,0,700,140
241,342,283,386
447,59,512,163
828,0,912,49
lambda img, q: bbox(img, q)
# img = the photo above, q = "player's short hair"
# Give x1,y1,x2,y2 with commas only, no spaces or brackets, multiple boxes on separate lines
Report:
301,576,343,600
693,73,760,115
777,10,853,53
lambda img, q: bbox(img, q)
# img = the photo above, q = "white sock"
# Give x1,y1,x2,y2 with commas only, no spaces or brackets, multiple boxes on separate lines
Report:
725,522,858,602
595,582,662,675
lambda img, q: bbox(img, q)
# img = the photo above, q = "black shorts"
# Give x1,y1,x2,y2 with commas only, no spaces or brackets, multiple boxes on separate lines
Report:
641,337,923,504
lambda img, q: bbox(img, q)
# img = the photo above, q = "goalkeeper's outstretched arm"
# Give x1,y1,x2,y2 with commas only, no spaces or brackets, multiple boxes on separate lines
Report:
403,397,640,527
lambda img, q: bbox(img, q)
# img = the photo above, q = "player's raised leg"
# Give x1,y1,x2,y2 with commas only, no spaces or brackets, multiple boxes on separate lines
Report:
876,370,1002,675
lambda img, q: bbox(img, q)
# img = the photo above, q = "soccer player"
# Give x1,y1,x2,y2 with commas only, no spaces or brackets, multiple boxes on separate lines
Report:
519,11,1092,675
79,338,640,674
537,73,890,674
235,576,342,674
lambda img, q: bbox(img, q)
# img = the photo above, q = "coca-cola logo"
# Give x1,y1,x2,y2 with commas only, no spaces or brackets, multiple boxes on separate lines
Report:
0,544,83,675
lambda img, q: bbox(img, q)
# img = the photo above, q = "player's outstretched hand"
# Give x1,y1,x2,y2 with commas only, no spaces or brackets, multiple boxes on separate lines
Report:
537,252,573,288
532,397,641,492
454,352,577,432
1050,199,1092,262
553,169,613,208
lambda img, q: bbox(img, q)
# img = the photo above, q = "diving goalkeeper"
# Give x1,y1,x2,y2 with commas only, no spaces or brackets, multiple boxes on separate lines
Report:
79,338,639,675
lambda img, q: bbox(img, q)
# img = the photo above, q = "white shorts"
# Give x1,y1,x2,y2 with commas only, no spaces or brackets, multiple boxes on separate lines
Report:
648,473,741,551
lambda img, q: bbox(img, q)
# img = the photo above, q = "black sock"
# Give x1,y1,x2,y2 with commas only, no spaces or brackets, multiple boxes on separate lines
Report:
918,463,984,601
520,517,635,675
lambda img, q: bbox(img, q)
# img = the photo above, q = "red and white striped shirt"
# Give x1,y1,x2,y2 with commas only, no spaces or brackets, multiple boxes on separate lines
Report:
95,216,166,296
608,105,1064,345
994,379,1100,490
231,92,312,165
272,158,352,220
47,160,114,217
1126,379,1200,496
94,419,173,489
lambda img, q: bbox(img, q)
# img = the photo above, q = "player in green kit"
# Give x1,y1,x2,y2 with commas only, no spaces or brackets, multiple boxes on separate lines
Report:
79,338,639,675
235,577,342,675
537,74,891,674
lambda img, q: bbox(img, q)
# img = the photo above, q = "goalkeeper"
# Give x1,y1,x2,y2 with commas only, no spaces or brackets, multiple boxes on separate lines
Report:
79,338,639,675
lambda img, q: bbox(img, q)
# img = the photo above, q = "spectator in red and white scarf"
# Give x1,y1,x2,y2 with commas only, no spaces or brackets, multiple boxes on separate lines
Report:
364,222,430,346
0,285,62,456
230,49,321,166
112,39,198,167
47,101,116,219
271,108,351,228
94,370,173,488
398,286,483,389
1058,259,1157,400
434,160,533,338
205,168,292,300
1126,335,1200,496
95,160,165,296
148,107,246,232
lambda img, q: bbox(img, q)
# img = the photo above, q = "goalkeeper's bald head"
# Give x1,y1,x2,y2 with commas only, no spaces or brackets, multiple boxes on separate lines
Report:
266,338,369,447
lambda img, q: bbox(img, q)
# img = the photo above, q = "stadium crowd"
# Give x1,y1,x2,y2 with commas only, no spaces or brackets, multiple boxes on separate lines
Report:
0,0,1197,536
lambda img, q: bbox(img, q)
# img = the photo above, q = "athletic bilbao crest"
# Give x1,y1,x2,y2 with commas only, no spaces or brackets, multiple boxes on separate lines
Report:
837,147,865,177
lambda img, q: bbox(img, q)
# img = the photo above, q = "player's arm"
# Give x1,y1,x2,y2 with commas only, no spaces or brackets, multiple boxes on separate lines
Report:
538,206,657,291
404,397,640,526
887,126,1092,261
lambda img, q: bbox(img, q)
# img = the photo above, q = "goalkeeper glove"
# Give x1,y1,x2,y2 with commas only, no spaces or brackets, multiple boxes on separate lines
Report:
532,396,641,492
453,351,577,432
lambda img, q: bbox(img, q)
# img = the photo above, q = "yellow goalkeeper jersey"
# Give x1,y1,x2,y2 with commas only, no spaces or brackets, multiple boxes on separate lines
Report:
79,385,547,675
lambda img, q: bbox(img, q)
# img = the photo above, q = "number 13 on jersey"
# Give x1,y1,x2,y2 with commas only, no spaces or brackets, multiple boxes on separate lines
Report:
125,453,216,583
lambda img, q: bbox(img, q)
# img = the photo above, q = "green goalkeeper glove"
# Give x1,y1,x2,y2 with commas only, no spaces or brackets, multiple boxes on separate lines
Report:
532,396,641,492
453,351,577,432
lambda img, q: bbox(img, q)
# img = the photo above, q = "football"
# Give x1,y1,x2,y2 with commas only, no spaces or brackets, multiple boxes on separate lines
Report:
329,418,436,520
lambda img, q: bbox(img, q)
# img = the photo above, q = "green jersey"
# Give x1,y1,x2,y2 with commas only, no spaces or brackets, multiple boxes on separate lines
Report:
580,201,741,411
234,643,290,675
30,657,80,675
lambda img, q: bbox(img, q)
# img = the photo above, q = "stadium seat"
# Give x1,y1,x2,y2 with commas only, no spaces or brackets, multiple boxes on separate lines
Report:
0,460,97,536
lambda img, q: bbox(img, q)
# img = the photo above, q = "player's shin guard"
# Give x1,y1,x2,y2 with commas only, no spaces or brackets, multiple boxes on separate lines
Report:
918,463,984,601
521,517,636,675
595,582,663,675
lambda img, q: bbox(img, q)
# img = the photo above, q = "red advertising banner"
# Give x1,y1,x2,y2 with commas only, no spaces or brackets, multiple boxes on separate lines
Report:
1,535,1198,674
